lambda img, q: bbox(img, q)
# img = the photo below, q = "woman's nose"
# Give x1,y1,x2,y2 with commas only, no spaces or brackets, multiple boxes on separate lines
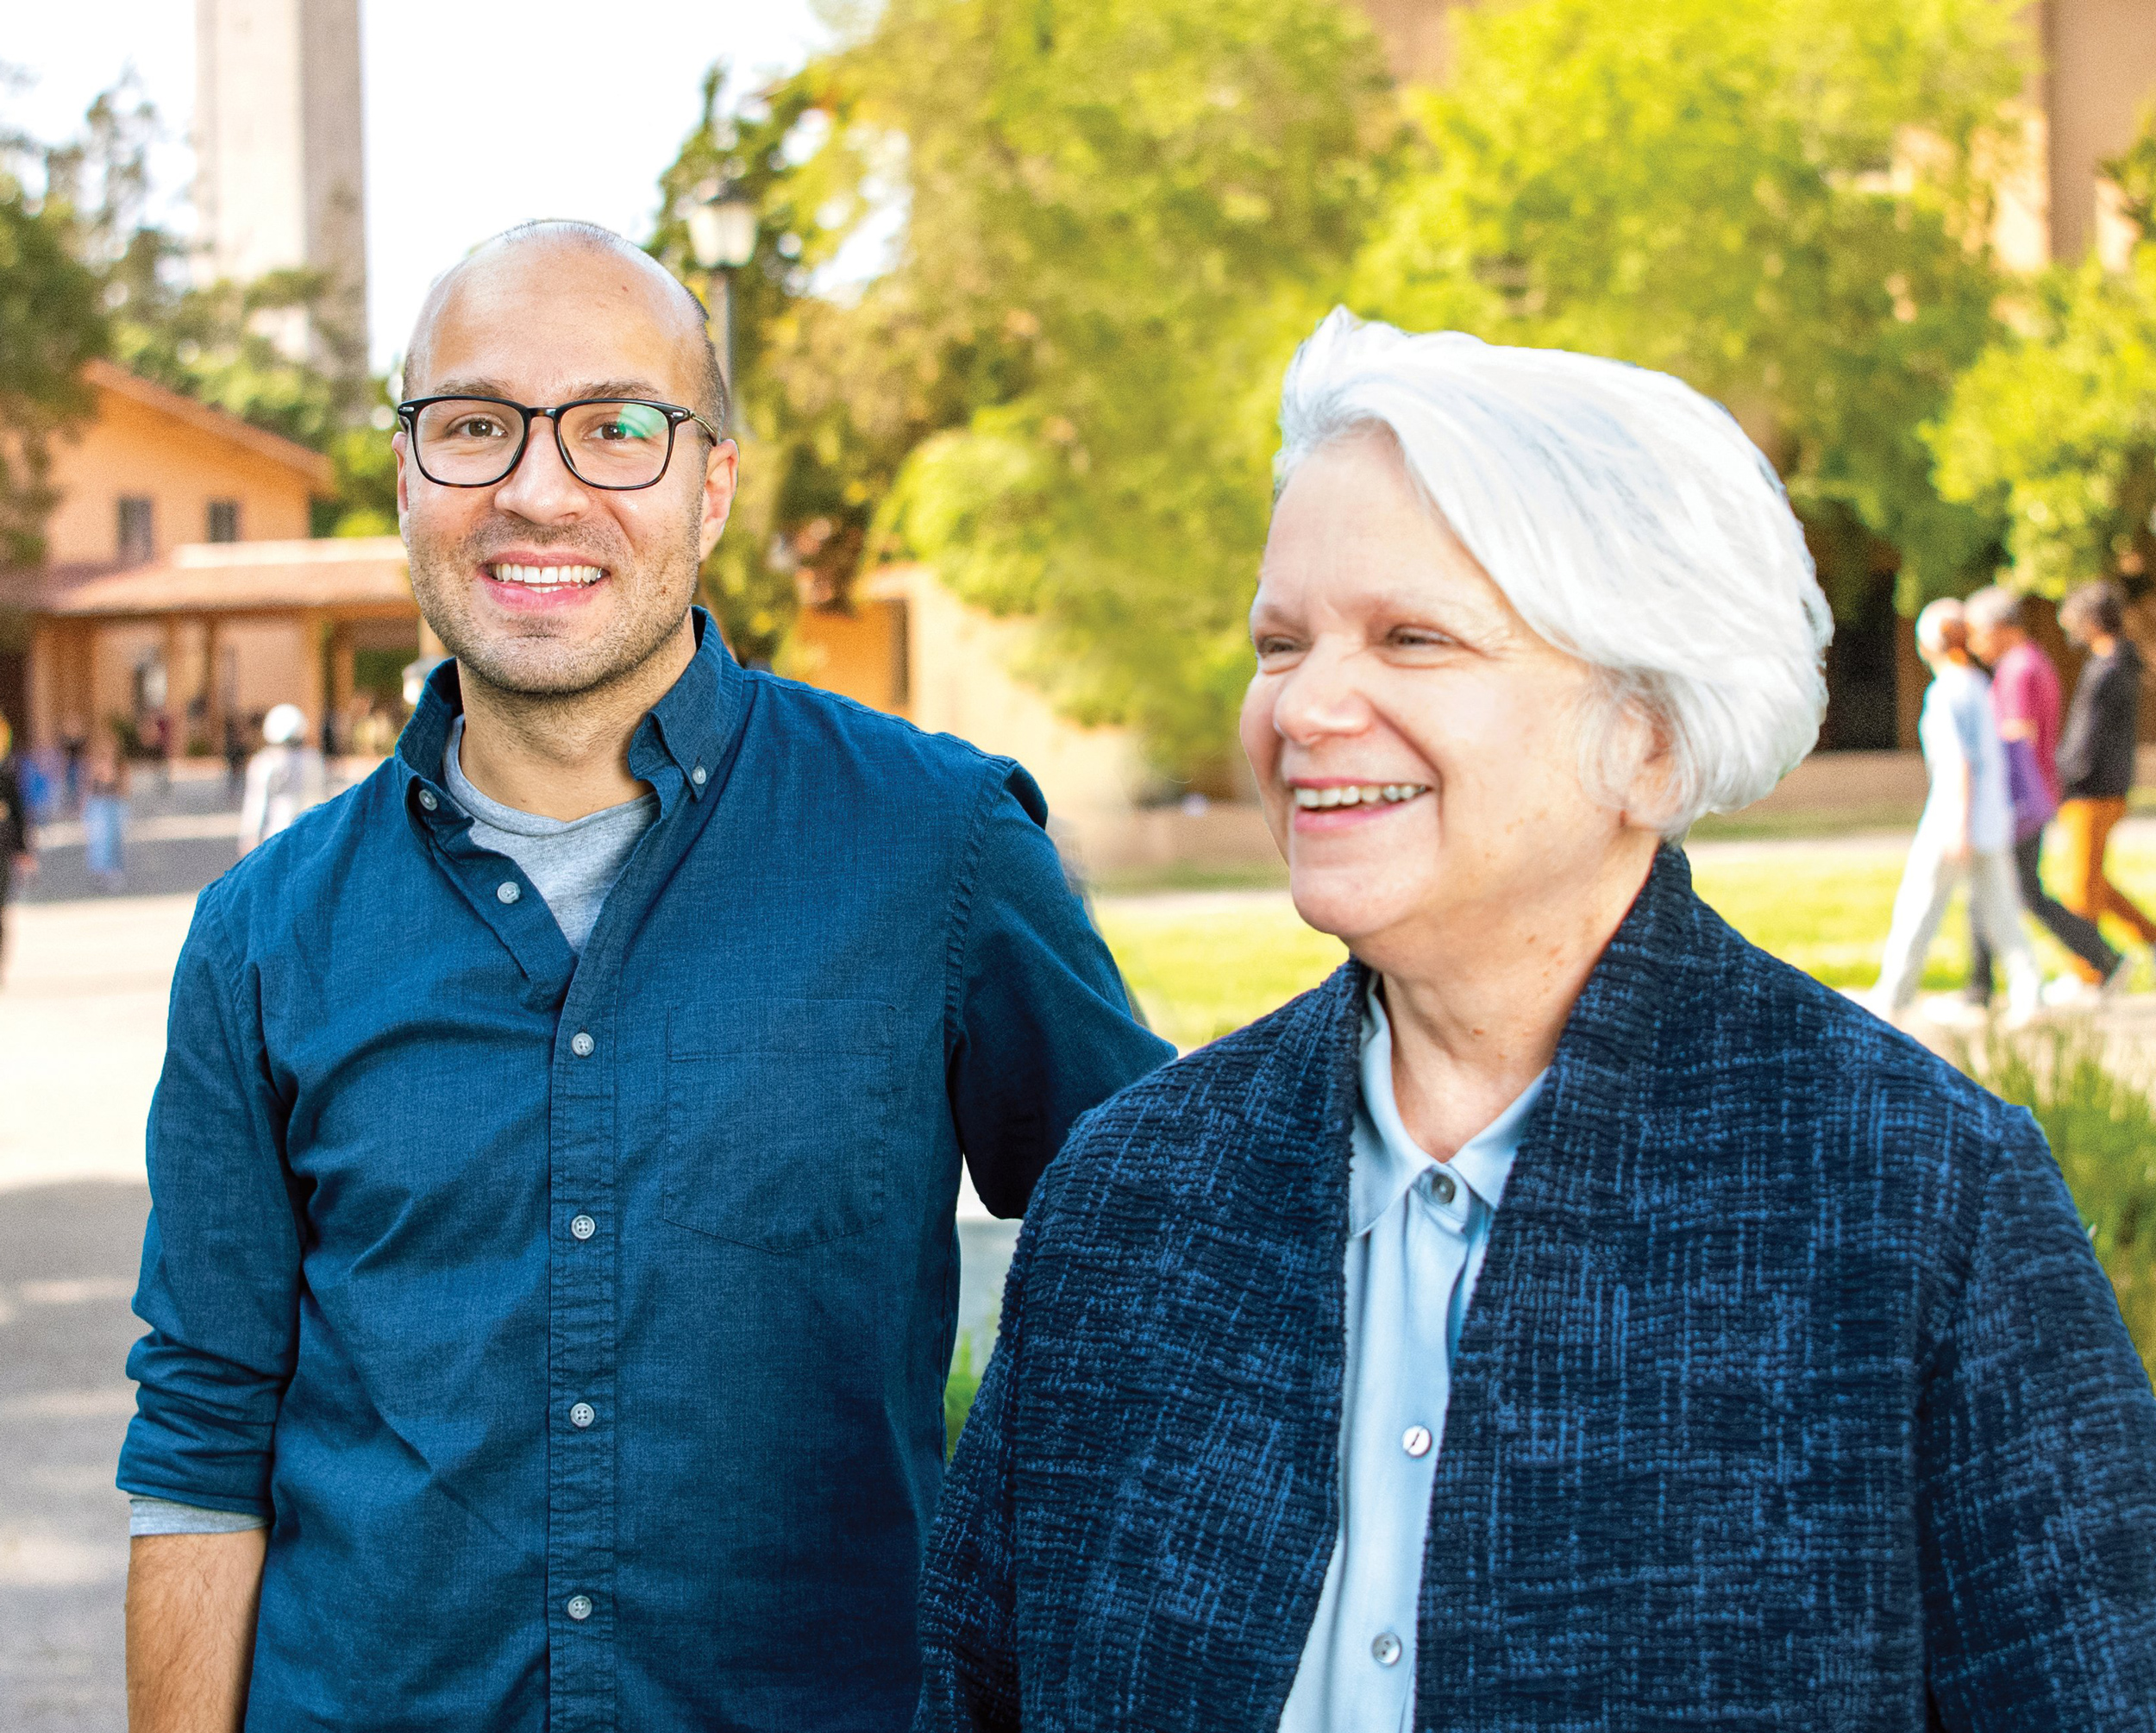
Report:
1271,648,1372,744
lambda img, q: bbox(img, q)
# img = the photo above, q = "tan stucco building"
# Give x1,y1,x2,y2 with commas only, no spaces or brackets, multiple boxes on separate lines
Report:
0,361,421,758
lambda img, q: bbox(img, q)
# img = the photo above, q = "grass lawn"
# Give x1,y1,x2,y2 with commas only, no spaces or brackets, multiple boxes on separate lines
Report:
1095,834,2156,1049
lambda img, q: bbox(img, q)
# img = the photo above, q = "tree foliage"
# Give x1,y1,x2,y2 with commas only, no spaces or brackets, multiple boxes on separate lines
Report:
1351,0,2027,618
1928,110,2156,596
660,0,1395,769
0,169,105,568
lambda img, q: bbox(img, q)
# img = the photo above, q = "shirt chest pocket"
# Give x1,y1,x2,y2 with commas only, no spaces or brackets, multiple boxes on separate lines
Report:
662,999,898,1252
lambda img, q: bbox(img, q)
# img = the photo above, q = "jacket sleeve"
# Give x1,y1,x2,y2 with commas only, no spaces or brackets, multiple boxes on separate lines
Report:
2055,668,2100,789
914,1216,1036,1732
1917,1109,2156,1727
116,887,304,1517
946,763,1173,1215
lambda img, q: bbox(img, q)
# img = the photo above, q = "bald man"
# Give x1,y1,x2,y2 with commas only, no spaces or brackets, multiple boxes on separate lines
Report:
117,221,1170,1731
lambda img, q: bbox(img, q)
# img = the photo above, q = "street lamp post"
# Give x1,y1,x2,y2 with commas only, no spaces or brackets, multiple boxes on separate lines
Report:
684,189,758,414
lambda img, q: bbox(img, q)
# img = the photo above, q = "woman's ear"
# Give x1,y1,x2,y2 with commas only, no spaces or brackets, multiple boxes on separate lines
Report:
1616,707,1681,837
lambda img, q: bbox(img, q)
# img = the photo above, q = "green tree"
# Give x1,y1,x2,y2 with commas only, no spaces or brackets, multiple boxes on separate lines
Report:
1352,0,2028,618
0,169,105,568
1927,110,2156,593
659,1,1395,770
44,79,367,451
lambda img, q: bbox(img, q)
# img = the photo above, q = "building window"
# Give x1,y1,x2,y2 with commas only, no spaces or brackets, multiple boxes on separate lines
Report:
206,499,241,543
117,496,154,564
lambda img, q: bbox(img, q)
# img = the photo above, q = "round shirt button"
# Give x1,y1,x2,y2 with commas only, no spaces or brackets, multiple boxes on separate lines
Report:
1402,1424,1434,1459
570,1031,595,1058
1431,1169,1457,1205
496,881,521,905
570,1402,596,1429
569,1214,596,1241
691,764,707,787
566,1594,592,1622
417,788,439,811
1371,1630,1402,1667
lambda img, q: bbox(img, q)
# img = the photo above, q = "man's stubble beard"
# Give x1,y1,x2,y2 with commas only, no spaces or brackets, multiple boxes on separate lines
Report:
408,506,702,704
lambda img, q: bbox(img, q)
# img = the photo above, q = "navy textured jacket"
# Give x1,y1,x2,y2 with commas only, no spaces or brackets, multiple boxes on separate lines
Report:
917,849,2156,1730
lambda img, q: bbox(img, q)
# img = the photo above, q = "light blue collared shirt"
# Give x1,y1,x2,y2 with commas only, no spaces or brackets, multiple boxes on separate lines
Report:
1278,985,1545,1733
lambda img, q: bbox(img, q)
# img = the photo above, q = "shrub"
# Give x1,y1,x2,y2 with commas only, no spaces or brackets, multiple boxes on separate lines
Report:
1958,1025,2156,1382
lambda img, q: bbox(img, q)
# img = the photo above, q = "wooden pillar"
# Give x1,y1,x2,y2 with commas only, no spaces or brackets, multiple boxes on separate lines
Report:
160,617,185,769
301,613,329,750
328,620,356,733
203,617,229,748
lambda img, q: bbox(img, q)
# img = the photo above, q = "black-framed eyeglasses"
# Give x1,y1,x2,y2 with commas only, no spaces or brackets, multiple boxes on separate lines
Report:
396,395,721,491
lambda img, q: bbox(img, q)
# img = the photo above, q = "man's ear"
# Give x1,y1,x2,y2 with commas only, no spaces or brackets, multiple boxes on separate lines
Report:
698,439,741,562
392,430,412,530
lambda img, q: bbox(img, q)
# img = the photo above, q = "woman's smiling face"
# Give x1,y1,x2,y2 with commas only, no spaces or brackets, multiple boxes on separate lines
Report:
1240,429,1653,963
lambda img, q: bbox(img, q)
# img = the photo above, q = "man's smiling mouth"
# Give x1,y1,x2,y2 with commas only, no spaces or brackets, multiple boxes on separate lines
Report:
488,562,605,589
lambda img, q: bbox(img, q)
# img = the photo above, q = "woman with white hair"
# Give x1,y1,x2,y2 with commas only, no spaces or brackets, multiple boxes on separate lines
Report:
914,312,2156,1730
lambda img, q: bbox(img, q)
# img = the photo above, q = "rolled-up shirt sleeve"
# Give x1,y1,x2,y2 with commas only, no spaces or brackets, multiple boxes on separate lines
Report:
117,885,304,1519
947,765,1174,1218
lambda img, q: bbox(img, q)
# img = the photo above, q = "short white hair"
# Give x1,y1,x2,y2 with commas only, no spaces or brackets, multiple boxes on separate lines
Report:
1275,310,1831,838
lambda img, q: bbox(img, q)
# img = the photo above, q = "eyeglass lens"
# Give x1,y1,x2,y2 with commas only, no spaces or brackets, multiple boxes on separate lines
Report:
412,400,676,487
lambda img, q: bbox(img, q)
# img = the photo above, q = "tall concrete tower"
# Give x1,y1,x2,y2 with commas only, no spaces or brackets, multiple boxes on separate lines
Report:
193,0,368,372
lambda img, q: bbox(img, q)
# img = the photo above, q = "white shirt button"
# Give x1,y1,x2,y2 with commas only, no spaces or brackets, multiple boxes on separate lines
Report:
570,1402,595,1428
417,788,438,811
1371,1631,1402,1667
570,1031,594,1058
1402,1424,1433,1459
497,881,521,904
691,764,707,786
1431,1169,1457,1205
566,1594,592,1622
569,1214,596,1241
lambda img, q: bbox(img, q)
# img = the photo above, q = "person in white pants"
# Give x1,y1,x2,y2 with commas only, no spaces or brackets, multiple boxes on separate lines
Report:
1872,597,2042,1022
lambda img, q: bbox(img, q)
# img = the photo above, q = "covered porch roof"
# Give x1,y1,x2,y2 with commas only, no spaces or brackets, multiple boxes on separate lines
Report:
21,537,417,623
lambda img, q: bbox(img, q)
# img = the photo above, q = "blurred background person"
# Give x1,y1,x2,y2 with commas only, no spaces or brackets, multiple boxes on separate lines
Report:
82,731,129,894
1962,585,2122,1008
1871,597,2040,1023
237,702,328,856
0,718,37,978
60,717,87,814
2054,580,2156,985
222,712,251,799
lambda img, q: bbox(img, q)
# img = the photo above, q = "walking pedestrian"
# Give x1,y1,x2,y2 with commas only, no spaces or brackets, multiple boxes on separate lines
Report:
60,718,86,813
1962,586,2123,1005
222,713,249,799
82,732,129,893
236,703,327,854
1871,598,2040,1022
0,718,36,977
2054,579,2156,982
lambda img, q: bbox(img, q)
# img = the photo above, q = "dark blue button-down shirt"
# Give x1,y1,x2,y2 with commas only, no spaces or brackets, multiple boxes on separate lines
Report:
119,613,1172,1730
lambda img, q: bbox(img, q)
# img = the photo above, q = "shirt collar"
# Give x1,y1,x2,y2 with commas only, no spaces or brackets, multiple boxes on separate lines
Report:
1350,982,1545,1238
394,606,740,826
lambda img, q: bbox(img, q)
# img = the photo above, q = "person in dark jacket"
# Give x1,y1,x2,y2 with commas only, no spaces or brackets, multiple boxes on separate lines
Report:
2054,579,2156,983
0,716,35,977
915,312,2156,1732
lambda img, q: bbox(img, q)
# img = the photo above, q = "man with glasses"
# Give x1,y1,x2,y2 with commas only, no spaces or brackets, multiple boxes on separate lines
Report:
118,220,1171,1731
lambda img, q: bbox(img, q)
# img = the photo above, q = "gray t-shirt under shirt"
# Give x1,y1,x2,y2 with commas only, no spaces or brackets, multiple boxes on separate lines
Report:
127,718,661,1538
441,716,658,954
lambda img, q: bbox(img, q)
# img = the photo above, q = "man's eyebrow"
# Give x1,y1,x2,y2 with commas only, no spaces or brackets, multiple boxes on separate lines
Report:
420,378,674,403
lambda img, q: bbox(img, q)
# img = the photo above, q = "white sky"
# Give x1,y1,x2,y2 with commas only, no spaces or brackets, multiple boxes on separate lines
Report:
6,1,834,369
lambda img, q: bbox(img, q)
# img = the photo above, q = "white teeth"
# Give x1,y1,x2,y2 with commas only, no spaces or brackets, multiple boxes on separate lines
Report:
1290,783,1427,810
490,563,604,587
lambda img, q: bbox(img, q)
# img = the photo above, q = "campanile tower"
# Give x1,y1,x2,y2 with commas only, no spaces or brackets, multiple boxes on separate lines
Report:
193,0,368,370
